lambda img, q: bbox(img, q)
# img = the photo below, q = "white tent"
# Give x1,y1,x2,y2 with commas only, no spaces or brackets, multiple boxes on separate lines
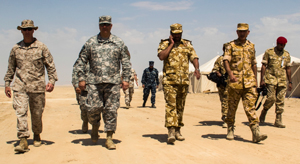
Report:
189,55,220,93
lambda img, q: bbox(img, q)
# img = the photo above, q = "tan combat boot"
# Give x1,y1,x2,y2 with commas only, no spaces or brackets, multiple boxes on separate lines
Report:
167,127,176,144
274,114,286,128
33,134,42,147
14,138,29,152
91,124,99,143
259,109,268,123
106,131,116,150
250,124,268,143
82,121,88,133
226,125,234,140
175,127,185,141
222,122,227,128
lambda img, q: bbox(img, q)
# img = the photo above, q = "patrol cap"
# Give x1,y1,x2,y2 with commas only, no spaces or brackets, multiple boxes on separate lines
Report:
237,23,249,31
277,36,287,44
99,15,112,24
149,61,154,66
17,19,38,30
170,23,183,34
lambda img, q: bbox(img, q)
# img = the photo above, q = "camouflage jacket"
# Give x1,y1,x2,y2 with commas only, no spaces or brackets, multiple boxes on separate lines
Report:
4,38,58,93
212,55,226,75
129,68,137,88
223,39,257,89
75,33,131,85
141,67,159,86
158,39,198,85
262,47,291,86
72,60,90,89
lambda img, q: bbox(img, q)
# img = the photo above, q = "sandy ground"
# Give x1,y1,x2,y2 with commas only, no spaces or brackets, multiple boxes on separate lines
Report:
0,86,300,164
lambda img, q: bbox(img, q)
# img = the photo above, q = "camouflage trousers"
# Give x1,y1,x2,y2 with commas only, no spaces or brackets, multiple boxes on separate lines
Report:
226,86,259,127
217,85,228,119
74,86,80,105
163,84,189,127
123,87,134,106
86,83,120,132
79,90,88,122
143,85,156,104
263,84,286,114
13,91,45,138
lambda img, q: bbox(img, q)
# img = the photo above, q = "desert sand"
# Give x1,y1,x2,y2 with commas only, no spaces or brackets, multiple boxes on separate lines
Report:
0,86,300,164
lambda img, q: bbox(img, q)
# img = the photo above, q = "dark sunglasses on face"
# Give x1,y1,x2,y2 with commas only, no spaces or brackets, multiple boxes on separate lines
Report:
100,23,111,27
22,28,33,31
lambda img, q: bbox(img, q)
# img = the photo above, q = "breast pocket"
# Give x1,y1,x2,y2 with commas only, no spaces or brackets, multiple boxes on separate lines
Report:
32,56,44,71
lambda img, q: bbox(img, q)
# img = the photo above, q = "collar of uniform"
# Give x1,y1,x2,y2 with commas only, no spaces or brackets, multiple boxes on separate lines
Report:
234,39,249,46
18,38,38,48
97,33,113,43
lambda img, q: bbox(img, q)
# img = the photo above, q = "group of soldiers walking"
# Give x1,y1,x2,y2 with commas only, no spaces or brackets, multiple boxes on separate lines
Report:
213,23,291,142
3,17,292,153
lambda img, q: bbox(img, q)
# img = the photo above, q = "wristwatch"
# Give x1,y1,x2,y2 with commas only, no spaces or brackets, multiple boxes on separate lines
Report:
289,81,293,84
195,69,200,71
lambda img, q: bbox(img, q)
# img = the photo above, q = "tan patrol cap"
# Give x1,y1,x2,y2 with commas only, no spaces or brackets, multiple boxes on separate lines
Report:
17,19,38,30
99,15,112,24
237,23,249,31
170,23,183,33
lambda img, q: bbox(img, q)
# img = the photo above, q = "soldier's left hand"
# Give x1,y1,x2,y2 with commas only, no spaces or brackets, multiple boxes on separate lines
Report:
122,81,129,90
46,83,54,92
194,70,201,80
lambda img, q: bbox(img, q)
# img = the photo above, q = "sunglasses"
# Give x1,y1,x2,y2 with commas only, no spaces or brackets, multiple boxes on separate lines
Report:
22,28,33,31
100,23,111,27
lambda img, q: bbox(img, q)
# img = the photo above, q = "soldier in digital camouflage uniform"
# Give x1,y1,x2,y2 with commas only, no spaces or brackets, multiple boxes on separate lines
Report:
223,23,267,143
141,61,159,108
158,23,200,144
75,15,131,150
259,36,292,128
122,66,138,109
212,43,228,128
72,60,90,133
4,20,58,152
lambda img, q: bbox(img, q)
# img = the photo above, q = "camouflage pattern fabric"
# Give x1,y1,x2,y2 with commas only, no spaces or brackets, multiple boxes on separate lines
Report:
123,87,134,106
13,91,45,138
143,85,157,104
223,39,257,89
163,84,189,127
4,38,58,92
158,39,198,85
262,47,291,87
212,55,228,118
226,86,259,127
85,84,120,132
217,85,228,118
129,68,137,88
263,84,286,114
80,90,88,122
141,67,159,86
212,56,226,75
75,33,131,84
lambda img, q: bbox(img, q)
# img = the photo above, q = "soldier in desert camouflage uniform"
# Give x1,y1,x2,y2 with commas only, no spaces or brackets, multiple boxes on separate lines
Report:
259,36,292,128
72,61,90,133
223,23,267,143
212,43,228,128
75,15,131,150
4,20,58,152
158,23,200,144
122,66,138,109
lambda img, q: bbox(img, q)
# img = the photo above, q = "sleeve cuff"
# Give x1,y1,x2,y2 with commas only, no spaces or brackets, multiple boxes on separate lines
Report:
5,81,10,87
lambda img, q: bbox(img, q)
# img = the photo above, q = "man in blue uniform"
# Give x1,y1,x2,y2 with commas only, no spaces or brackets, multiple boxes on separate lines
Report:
141,61,159,108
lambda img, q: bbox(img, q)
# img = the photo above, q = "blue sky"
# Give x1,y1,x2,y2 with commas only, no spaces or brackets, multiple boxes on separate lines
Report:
1,0,300,85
